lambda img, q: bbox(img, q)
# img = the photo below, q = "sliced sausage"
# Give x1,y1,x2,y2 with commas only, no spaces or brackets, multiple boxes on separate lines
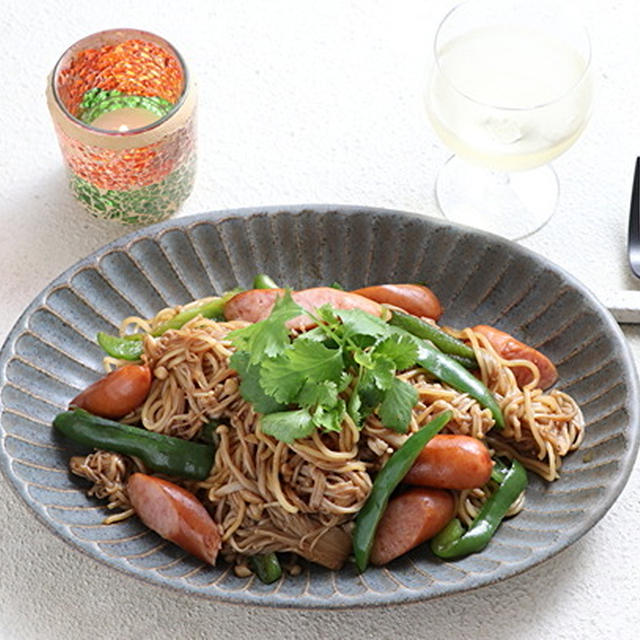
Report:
403,434,492,489
127,473,222,565
351,284,442,320
370,488,455,565
223,288,285,324
223,286,385,331
70,364,152,419
472,324,558,389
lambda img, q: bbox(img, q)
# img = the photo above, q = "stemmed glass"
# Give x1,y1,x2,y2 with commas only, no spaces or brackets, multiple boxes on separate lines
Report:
426,0,593,240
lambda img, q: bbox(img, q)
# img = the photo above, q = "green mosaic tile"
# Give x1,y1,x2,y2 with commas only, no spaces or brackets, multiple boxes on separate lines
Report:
68,158,196,225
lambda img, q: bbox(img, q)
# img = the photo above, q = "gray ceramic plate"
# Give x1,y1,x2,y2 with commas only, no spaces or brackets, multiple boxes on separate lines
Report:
1,206,638,608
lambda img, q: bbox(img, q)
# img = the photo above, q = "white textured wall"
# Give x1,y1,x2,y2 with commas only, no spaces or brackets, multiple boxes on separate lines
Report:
1,1,639,638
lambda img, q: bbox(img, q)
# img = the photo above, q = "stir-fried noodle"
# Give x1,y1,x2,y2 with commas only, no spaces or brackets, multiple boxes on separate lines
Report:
71,296,584,572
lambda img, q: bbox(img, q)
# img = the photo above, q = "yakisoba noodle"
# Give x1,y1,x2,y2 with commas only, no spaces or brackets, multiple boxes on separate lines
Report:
70,291,584,575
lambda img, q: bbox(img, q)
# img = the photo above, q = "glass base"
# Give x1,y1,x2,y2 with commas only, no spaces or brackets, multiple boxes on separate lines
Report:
435,155,559,240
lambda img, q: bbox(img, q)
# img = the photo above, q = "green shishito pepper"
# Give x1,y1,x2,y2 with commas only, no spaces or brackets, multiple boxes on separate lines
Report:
490,457,509,483
249,553,283,584
389,310,477,369
252,274,279,289
445,353,478,370
410,336,504,430
199,420,221,447
149,294,239,335
96,290,241,361
53,409,215,480
96,332,145,362
430,458,528,559
352,410,452,572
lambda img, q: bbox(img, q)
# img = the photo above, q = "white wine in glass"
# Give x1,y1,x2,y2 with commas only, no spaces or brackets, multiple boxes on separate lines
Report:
426,0,593,239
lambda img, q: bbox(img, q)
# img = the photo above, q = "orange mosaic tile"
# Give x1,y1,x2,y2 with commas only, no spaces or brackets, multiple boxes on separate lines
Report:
56,39,183,118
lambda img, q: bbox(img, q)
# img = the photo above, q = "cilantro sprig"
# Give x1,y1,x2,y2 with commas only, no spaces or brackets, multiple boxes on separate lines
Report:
228,291,419,443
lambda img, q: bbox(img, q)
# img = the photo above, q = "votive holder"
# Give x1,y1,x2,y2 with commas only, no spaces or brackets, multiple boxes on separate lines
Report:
47,28,197,225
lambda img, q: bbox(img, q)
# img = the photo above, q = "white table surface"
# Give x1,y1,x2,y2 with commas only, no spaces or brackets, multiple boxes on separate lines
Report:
1,1,639,638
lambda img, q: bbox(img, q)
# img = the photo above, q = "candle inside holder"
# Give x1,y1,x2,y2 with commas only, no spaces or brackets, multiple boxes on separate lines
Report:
90,107,160,132
47,29,196,225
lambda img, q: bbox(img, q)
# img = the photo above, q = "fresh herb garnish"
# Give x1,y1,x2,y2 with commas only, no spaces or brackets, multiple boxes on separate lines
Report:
227,291,420,443
260,339,344,403
227,291,302,363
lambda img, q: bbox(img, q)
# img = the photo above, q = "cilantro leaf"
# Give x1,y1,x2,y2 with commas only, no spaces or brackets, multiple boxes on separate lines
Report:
297,379,339,408
229,351,285,414
227,291,303,364
315,304,340,327
261,340,344,403
353,349,375,369
377,376,419,433
351,369,384,425
228,288,420,441
311,399,346,432
335,308,389,339
297,380,346,433
347,388,363,425
260,409,315,443
372,334,418,371
337,371,353,393
294,326,329,343
368,355,396,391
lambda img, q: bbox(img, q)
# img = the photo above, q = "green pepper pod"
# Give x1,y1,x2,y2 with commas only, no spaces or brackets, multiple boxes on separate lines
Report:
97,290,242,360
412,339,504,429
150,290,241,336
199,420,221,446
97,332,144,361
490,457,509,483
53,409,215,480
430,458,527,559
249,553,283,584
389,310,477,362
252,274,279,289
445,353,478,371
352,410,452,572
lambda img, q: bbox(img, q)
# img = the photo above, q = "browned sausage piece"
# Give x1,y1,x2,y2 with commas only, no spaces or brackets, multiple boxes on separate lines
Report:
127,473,222,565
472,324,558,389
70,365,152,419
223,287,385,330
370,488,455,565
403,434,492,490
351,284,443,320
223,288,285,324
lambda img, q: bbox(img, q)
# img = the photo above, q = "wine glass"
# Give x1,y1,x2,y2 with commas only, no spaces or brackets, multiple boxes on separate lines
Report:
426,0,593,240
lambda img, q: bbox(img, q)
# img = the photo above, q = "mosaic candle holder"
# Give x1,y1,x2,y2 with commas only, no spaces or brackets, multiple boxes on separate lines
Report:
47,29,196,225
